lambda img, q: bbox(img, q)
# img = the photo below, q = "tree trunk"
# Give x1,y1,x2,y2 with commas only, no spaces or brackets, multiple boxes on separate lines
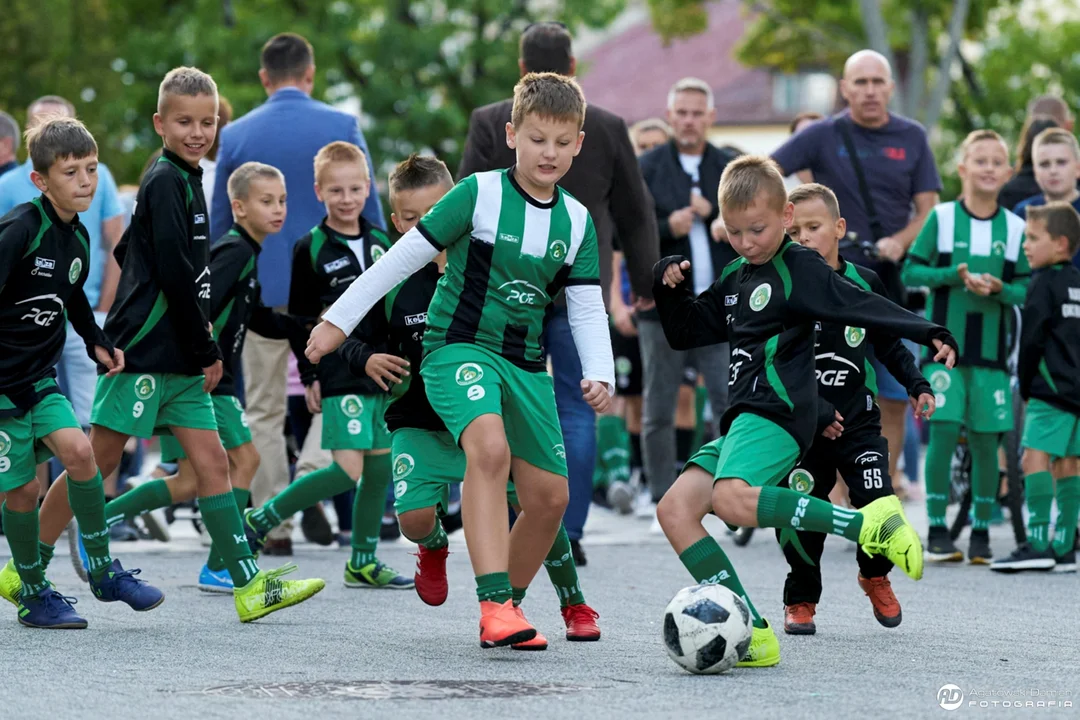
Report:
925,0,971,131
906,5,929,120
857,0,905,111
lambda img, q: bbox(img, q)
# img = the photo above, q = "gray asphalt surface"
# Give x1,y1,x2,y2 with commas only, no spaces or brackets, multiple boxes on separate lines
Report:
1,504,1076,720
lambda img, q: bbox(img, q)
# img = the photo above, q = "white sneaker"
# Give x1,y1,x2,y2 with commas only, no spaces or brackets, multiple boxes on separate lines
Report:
634,491,656,519
607,482,634,515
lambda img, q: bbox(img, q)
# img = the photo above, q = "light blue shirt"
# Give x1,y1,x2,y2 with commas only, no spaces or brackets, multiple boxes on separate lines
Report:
0,159,123,308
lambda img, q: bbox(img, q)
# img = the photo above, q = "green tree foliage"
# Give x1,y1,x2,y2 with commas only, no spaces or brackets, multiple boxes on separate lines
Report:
0,0,623,186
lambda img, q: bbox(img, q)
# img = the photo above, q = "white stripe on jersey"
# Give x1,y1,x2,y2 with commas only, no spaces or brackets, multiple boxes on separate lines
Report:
1004,210,1025,262
521,202,552,258
970,216,992,257
471,171,502,246
564,194,589,266
935,201,955,255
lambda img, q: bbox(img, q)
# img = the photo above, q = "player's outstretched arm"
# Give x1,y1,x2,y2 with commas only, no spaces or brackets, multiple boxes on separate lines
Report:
566,283,616,412
900,208,961,290
651,256,728,351
1017,272,1053,400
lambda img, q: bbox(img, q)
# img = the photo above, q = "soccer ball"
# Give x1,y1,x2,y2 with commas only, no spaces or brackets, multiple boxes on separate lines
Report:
662,584,753,674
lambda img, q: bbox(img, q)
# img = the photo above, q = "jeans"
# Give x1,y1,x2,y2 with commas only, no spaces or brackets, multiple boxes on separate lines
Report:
543,306,596,541
638,319,729,502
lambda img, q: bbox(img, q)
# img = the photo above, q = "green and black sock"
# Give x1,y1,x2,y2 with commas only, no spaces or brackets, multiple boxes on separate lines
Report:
104,478,172,528
1,503,49,597
206,488,252,573
1024,471,1054,551
38,541,55,573
1052,476,1080,557
199,492,259,587
543,524,584,607
925,422,961,528
67,471,112,578
476,571,512,604
757,485,862,541
249,461,355,533
414,519,448,550
679,536,765,629
350,453,391,569
968,431,1000,532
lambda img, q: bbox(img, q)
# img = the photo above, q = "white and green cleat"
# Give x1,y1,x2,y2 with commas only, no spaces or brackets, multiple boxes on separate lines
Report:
234,564,325,623
344,560,414,589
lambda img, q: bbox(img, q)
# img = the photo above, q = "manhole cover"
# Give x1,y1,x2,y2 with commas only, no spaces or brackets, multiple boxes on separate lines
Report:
174,680,590,700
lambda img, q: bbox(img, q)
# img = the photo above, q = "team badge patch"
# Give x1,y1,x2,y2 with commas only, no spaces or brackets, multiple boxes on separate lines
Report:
788,468,815,494
549,240,568,262
68,257,83,284
370,245,385,263
930,370,951,392
615,356,632,377
394,454,415,479
341,395,364,418
844,326,866,347
552,444,567,460
749,283,772,312
134,374,156,400
455,363,483,386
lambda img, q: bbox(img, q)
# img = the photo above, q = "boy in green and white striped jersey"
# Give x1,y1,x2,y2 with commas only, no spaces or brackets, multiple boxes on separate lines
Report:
903,129,1031,564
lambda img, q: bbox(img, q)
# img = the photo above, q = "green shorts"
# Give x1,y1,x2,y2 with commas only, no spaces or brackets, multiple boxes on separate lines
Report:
391,427,521,515
0,379,81,492
685,413,800,487
1022,398,1080,459
421,344,568,477
321,393,391,451
160,394,252,463
924,364,1013,433
91,372,216,440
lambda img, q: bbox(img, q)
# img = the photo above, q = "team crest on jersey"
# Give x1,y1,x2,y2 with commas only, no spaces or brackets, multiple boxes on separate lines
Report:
134,374,156,400
749,283,772,312
549,240,568,261
394,454,415,479
68,258,83,284
455,363,484,386
992,240,1006,257
370,245,385,263
789,468,815,494
844,326,866,347
341,395,364,418
615,356,632,377
552,444,567,460
930,370,951,392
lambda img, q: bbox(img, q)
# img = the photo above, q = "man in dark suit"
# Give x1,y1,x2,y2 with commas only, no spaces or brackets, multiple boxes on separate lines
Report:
458,22,659,564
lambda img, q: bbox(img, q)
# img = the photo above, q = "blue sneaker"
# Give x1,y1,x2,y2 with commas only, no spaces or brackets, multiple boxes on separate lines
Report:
242,509,268,558
18,588,88,629
88,559,164,611
197,564,234,594
68,524,90,584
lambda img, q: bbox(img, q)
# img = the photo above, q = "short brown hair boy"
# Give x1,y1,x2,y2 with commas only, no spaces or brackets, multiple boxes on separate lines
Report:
313,141,369,184
25,116,98,174
718,155,788,212
388,154,453,200
157,66,219,114
1027,202,1080,255
510,72,586,130
787,183,840,220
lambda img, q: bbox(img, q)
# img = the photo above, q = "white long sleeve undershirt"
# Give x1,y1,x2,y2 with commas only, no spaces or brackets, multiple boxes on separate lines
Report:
565,284,616,394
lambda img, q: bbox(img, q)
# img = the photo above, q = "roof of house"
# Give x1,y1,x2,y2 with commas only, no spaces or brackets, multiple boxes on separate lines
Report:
578,0,796,126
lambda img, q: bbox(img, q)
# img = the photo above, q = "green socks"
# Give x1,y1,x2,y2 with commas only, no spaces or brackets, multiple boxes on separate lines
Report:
249,461,355,533
476,571,512,603
67,471,112,578
350,453,392,569
1024,471,1055,551
206,488,251,573
199,492,259,587
968,431,1000,531
414,520,448,550
925,422,961,528
543,524,585,607
38,541,55,573
511,585,528,606
757,485,863,542
104,478,173,528
2,503,49,596
680,536,765,629
1052,475,1080,556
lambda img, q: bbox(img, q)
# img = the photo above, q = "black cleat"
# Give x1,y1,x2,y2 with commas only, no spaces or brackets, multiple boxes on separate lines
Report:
991,543,1055,573
926,526,963,562
968,530,992,564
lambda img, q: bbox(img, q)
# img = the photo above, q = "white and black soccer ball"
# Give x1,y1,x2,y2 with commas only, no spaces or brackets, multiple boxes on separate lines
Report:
662,584,753,674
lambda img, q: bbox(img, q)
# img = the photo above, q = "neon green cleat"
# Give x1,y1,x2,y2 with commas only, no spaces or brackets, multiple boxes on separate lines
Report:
344,560,414,589
234,564,325,623
735,620,781,667
0,560,21,607
858,496,924,580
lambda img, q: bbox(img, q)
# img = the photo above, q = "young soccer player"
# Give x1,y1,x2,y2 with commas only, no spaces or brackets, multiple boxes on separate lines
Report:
902,130,1030,564
306,73,615,648
777,184,936,635
992,202,1080,573
241,141,411,590
1013,128,1080,224
652,156,957,667
339,154,601,649
0,117,127,627
16,68,325,623
97,162,308,592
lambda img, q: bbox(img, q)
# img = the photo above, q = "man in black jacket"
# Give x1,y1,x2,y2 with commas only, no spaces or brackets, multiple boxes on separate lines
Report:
637,77,738,514
457,23,659,563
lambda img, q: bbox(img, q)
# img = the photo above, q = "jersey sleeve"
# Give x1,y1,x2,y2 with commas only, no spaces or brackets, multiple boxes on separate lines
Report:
208,242,249,324
415,176,476,251
902,209,961,289
567,214,600,285
1018,272,1054,400
865,272,930,399
0,213,30,293
998,235,1031,307
287,236,324,321
651,255,728,350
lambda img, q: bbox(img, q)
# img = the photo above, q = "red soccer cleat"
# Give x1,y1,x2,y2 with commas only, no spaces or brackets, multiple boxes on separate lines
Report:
858,574,902,628
413,545,449,606
561,603,601,641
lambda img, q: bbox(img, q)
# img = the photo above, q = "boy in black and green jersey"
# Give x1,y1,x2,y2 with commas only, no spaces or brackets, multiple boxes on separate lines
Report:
993,202,1080,573
98,162,308,593
902,130,1030,564
340,154,601,649
777,184,937,636
653,156,957,668
0,117,129,628
307,74,616,649
29,68,324,623
241,141,411,590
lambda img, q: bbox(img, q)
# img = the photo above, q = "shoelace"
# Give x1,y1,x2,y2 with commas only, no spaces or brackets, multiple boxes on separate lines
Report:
42,589,79,616
262,563,298,581
111,566,147,591
860,513,906,558
565,604,599,622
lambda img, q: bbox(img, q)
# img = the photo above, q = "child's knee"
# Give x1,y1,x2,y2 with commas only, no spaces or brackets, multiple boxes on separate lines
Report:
230,443,261,479
534,480,569,517
398,507,436,540
464,437,511,478
58,437,97,477
1023,449,1051,476
4,479,40,510
658,480,702,530
1053,456,1079,478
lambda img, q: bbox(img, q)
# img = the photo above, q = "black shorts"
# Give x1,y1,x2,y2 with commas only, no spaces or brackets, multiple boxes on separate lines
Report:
611,326,642,397
790,426,893,507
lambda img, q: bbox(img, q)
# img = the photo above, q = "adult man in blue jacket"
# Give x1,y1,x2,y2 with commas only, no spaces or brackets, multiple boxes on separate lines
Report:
211,33,383,551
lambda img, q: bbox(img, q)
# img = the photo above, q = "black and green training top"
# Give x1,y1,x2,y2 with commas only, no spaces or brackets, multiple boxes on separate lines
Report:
289,218,391,397
207,224,308,398
104,148,221,374
813,259,930,435
1018,262,1080,415
340,262,445,433
653,238,955,454
0,196,111,404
